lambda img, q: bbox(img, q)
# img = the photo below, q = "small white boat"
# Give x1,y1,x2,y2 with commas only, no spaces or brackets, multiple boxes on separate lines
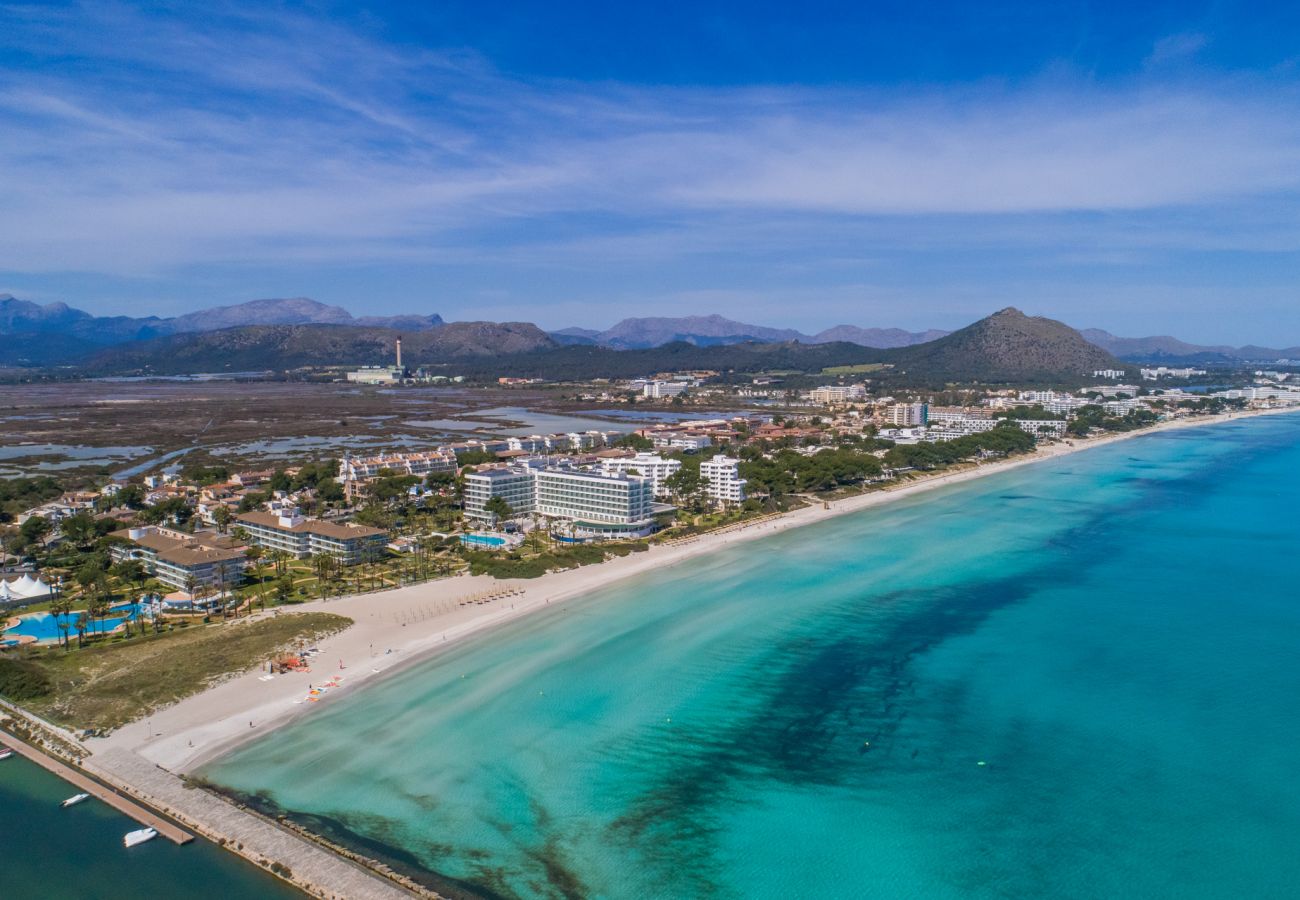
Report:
123,827,158,848
0,748,13,761
62,792,91,808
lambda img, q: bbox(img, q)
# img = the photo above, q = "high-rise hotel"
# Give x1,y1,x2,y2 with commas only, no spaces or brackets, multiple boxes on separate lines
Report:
464,465,656,539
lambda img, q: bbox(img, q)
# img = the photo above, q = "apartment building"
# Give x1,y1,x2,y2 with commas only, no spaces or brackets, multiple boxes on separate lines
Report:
235,511,387,565
600,452,681,497
700,455,747,505
341,449,456,481
110,525,248,596
650,432,713,451
808,384,866,404
887,402,929,426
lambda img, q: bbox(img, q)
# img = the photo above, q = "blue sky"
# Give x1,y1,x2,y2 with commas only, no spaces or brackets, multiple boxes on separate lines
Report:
2,1,1299,343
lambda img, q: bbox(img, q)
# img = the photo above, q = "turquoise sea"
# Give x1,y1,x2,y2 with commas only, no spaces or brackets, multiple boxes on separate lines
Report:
205,414,1300,899
0,754,301,898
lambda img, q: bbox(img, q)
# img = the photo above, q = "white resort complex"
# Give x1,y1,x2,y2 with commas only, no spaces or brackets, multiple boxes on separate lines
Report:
464,465,658,539
235,511,388,564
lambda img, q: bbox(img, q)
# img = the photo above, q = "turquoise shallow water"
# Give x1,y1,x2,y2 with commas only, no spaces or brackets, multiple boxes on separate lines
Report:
0,753,301,898
206,415,1300,899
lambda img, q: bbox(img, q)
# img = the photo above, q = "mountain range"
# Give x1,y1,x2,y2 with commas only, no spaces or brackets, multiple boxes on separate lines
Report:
75,321,554,373
0,295,444,366
1079,329,1300,364
0,293,1293,373
550,315,947,349
51,306,1120,385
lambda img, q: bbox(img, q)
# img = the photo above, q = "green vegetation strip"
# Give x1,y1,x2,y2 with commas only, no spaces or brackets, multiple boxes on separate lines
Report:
821,363,889,375
464,541,649,579
2,613,351,732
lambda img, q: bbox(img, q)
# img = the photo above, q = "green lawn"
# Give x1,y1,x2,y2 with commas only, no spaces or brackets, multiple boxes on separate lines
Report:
6,612,351,732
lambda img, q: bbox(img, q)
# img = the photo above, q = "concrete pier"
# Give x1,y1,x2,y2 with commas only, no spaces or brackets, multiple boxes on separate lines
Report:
1,730,194,844
86,747,430,899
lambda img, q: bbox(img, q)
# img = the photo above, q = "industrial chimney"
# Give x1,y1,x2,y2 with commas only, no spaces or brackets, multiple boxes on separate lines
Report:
396,336,403,370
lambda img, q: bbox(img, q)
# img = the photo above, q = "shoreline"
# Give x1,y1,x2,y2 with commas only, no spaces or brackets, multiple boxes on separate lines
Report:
88,404,1300,776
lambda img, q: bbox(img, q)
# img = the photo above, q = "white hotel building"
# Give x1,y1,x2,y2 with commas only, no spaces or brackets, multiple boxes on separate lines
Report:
927,417,1067,440
464,466,657,539
341,449,457,481
700,455,747,505
643,380,690,399
650,432,713,451
808,384,866,404
600,452,681,497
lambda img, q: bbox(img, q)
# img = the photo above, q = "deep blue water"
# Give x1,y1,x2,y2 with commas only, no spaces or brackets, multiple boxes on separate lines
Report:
205,414,1300,899
0,754,301,898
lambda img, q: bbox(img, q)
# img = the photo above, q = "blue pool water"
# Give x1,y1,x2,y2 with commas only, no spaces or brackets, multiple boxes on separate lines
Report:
206,414,1300,899
4,602,143,643
460,533,507,548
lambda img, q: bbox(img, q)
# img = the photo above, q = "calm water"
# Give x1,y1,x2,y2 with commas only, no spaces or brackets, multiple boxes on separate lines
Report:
206,414,1300,899
0,754,301,899
4,602,143,643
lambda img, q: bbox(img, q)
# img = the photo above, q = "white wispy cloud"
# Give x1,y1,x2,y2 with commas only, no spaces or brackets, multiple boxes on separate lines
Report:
1146,32,1211,67
0,1,1298,338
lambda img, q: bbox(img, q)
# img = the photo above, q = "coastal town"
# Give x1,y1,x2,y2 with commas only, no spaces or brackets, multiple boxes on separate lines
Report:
7,361,1298,640
7,2,1300,896
3,360,1296,893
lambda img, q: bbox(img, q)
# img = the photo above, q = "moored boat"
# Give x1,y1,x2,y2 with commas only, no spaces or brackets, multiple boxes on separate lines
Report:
0,748,13,761
62,792,91,808
123,827,158,848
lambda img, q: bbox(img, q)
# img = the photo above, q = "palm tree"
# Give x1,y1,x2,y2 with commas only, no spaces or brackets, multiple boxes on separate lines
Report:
195,582,214,617
271,549,291,577
73,611,88,648
121,589,135,638
244,546,266,610
311,552,334,598
49,595,73,650
183,573,198,601
216,565,230,620
85,595,109,638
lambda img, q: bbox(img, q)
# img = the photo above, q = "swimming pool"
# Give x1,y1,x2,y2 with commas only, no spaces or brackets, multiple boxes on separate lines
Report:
3,602,144,644
460,533,507,549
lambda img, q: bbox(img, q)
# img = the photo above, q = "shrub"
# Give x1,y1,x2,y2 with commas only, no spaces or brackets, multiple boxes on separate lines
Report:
0,656,54,701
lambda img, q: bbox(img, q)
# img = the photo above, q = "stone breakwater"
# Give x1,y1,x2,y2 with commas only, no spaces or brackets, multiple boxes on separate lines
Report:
85,747,438,900
3,696,434,899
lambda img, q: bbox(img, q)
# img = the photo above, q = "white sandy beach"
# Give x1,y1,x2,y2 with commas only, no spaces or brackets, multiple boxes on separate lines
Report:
91,406,1300,774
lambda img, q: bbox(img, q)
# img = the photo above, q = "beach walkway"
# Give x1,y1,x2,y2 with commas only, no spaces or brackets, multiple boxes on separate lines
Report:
0,730,193,844
86,747,429,899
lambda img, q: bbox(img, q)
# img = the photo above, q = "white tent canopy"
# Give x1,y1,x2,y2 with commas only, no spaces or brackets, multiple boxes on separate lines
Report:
1,575,52,600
